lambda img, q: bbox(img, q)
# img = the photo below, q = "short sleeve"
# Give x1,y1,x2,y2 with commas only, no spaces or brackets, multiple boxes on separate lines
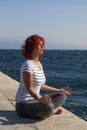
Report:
21,60,33,73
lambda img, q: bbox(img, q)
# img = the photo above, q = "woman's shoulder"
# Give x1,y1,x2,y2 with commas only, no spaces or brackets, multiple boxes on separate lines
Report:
21,60,33,71
22,60,33,66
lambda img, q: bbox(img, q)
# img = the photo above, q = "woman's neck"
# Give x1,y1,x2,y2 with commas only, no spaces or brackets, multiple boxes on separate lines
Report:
30,56,39,63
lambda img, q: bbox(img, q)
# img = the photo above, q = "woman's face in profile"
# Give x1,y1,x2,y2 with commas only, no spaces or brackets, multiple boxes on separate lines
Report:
33,41,45,56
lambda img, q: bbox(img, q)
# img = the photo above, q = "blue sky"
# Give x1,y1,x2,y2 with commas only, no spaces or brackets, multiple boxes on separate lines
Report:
0,0,87,49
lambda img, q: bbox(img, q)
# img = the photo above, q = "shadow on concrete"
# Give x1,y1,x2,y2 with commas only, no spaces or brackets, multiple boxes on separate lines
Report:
0,110,40,125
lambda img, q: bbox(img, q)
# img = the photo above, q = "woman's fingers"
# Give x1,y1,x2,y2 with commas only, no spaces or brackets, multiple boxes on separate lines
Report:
44,94,51,102
40,95,51,103
61,86,72,95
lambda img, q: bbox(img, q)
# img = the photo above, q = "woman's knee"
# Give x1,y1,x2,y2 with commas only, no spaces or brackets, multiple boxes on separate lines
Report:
61,92,67,102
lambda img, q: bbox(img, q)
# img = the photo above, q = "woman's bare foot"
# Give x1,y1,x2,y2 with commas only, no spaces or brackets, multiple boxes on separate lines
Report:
40,115,48,120
40,108,62,120
53,108,62,115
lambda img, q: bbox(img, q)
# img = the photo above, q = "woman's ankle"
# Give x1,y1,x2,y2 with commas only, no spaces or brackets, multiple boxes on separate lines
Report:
53,108,62,114
40,115,48,120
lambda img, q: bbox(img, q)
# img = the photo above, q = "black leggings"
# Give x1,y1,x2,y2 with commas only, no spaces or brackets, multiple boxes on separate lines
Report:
16,92,67,119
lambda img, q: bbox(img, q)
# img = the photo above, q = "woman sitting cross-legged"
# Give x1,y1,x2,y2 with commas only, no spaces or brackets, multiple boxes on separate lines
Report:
15,34,71,119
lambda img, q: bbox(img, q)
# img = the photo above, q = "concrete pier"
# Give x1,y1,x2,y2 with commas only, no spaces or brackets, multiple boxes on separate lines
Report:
0,71,87,130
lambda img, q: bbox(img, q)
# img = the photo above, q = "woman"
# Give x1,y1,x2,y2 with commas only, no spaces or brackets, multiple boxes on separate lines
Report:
15,34,71,119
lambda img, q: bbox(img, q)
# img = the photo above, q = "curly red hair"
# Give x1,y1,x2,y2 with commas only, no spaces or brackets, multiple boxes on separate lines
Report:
21,34,45,59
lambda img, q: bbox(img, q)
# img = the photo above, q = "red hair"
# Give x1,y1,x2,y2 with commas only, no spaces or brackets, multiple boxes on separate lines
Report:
21,34,45,59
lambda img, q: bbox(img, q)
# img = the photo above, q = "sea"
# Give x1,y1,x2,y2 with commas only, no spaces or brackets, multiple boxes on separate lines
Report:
0,49,87,121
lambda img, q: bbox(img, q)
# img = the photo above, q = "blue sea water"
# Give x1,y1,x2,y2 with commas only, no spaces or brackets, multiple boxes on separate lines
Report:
0,49,87,121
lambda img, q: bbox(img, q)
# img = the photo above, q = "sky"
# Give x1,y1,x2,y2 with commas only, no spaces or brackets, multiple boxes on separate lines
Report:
0,0,87,49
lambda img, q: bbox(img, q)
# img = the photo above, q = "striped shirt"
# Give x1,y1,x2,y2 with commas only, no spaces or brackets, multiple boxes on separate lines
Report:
15,60,46,103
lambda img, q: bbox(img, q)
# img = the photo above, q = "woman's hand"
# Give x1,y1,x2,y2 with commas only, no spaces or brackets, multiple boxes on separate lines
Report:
60,86,72,95
39,94,52,104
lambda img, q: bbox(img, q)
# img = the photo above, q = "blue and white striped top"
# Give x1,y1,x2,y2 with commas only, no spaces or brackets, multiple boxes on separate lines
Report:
15,60,46,103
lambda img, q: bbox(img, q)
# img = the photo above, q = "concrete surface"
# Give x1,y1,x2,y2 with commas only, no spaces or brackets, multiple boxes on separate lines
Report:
0,71,87,130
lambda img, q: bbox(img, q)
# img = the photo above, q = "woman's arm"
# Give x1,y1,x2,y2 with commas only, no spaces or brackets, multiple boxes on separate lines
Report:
41,84,71,95
22,72,51,103
41,84,61,92
22,72,41,100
